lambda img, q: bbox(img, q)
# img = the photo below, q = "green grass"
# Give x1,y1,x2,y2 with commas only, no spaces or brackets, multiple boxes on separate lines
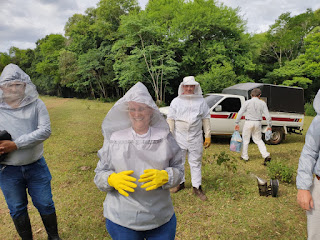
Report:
0,96,312,239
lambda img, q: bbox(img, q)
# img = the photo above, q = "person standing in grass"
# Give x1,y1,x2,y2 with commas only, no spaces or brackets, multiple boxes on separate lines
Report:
297,89,320,240
0,64,61,240
166,76,211,201
94,82,183,240
234,88,272,166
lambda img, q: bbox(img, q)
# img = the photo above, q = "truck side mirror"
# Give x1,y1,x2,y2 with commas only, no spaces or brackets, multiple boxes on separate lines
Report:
215,105,222,112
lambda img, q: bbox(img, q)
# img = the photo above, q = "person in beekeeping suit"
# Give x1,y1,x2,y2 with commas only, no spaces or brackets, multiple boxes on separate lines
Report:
234,88,272,166
167,76,211,201
297,89,320,240
94,82,183,240
0,64,61,240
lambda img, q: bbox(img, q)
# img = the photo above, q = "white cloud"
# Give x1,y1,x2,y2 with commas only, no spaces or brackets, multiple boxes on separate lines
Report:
0,0,100,53
219,0,320,33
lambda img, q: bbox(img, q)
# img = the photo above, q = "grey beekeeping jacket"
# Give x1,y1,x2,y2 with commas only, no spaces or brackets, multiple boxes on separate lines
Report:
296,89,320,190
94,82,183,231
0,64,51,165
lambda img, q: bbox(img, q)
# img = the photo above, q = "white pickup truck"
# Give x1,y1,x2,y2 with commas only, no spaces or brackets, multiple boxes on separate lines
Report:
160,83,304,145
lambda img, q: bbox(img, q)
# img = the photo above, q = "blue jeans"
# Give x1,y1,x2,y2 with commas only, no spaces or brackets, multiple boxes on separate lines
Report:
0,157,55,219
106,213,177,240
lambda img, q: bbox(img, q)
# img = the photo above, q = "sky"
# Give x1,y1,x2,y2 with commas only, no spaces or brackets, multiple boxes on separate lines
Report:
0,0,319,53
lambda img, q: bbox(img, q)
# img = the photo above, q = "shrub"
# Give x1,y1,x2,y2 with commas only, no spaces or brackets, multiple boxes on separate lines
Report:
212,151,237,173
267,160,294,183
305,102,316,116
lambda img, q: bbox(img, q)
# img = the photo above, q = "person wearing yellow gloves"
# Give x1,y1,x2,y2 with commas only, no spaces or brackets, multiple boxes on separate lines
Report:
167,76,211,201
94,82,183,240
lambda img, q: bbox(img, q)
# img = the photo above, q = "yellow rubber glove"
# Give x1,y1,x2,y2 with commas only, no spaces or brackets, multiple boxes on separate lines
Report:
108,170,137,197
203,137,211,149
139,169,169,191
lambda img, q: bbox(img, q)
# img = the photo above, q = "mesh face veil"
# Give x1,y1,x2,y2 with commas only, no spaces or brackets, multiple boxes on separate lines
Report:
0,64,38,109
101,82,169,140
177,76,203,97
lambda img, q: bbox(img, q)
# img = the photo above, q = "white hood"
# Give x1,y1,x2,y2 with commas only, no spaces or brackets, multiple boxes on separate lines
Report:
101,82,169,139
0,64,38,109
177,76,203,97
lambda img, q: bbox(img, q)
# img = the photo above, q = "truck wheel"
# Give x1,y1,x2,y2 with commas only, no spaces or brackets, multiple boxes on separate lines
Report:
267,127,284,145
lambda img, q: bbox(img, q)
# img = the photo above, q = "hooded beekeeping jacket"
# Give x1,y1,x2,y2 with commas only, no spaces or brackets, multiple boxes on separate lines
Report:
94,82,183,231
297,89,320,190
0,64,51,165
167,76,210,149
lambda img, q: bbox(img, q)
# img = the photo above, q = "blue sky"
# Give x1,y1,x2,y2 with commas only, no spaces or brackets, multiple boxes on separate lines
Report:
0,0,319,53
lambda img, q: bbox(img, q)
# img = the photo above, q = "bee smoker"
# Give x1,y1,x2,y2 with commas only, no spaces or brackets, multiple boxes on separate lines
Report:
256,176,279,197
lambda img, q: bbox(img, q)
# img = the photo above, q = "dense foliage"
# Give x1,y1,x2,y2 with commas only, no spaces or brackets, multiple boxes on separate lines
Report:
0,0,319,104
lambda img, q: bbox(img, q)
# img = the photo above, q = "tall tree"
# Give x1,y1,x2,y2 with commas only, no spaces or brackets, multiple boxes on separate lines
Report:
76,46,115,99
113,7,180,104
34,34,66,95
0,52,11,72
261,9,318,68
171,0,255,93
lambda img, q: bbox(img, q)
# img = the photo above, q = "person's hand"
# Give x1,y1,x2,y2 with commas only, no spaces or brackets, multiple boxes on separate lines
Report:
297,189,314,211
108,170,137,197
139,169,168,191
235,125,240,131
203,137,211,149
267,127,272,131
0,140,17,155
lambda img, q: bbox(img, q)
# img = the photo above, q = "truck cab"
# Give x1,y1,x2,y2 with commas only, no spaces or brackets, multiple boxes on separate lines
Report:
206,93,245,134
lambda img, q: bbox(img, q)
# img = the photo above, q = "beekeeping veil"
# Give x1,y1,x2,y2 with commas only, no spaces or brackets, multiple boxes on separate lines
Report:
177,76,203,97
101,82,169,140
0,64,38,109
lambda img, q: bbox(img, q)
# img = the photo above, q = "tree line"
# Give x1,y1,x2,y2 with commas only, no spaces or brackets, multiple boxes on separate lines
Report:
0,0,319,105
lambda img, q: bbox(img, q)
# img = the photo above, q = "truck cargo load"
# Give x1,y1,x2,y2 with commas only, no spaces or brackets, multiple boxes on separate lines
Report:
222,83,304,114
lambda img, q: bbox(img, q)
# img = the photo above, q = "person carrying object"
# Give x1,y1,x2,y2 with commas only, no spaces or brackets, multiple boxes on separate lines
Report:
167,76,211,201
234,88,272,166
94,82,183,240
0,64,61,240
297,89,320,240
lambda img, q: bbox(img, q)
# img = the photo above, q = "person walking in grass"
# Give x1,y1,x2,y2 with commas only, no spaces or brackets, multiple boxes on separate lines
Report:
166,76,211,201
0,64,61,240
297,89,320,240
94,82,183,240
234,88,272,166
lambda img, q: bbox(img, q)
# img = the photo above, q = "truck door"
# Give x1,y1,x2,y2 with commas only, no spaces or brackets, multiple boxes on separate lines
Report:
210,97,242,134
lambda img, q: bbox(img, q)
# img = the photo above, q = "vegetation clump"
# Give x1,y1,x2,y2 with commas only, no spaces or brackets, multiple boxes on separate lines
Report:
267,160,295,183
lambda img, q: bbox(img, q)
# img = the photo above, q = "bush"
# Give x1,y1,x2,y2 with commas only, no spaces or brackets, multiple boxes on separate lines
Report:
305,102,316,116
267,160,294,183
212,151,237,173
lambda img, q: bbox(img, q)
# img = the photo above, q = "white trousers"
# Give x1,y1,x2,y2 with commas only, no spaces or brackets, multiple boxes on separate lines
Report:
241,121,270,160
307,177,320,240
181,142,203,188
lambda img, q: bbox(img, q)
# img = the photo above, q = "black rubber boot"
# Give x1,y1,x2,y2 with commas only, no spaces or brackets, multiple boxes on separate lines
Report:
12,213,33,240
40,212,62,240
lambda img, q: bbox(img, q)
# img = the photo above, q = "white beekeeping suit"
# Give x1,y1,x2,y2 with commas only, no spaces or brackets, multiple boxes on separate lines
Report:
167,76,210,201
94,82,183,232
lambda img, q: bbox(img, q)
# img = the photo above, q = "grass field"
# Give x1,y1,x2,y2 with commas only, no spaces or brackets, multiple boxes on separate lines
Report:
0,96,313,240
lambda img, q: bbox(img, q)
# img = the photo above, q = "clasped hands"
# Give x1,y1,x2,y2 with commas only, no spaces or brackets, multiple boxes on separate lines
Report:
108,169,168,197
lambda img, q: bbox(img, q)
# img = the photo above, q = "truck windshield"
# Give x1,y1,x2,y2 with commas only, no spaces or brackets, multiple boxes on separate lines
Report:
204,95,223,108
